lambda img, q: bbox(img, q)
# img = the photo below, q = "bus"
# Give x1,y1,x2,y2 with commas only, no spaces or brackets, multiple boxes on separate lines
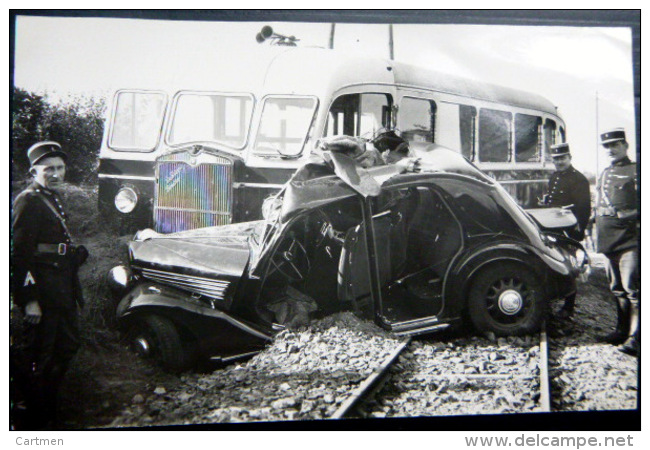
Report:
97,46,566,234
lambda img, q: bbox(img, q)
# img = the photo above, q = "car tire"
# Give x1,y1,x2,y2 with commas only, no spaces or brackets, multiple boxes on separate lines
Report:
132,315,194,372
467,262,546,336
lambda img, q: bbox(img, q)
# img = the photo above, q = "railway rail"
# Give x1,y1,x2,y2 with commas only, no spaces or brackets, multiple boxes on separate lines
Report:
333,325,553,419
61,261,638,429
104,306,637,428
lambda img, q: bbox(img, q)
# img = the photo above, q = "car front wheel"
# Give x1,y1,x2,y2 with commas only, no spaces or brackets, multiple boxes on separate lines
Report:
467,262,546,336
131,315,194,372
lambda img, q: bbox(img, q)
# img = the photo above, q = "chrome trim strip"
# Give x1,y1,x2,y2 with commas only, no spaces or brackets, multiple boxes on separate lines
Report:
141,275,229,291
139,268,231,300
140,267,231,285
233,182,285,189
141,279,228,294
142,279,228,294
98,174,156,181
210,351,261,363
389,316,439,330
393,323,450,337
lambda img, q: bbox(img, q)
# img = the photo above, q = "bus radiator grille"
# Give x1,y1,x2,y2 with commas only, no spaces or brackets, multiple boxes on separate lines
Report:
154,155,233,233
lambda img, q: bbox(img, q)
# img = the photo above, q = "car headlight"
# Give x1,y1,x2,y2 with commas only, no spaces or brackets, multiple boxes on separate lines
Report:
107,265,134,293
134,228,159,242
114,187,138,214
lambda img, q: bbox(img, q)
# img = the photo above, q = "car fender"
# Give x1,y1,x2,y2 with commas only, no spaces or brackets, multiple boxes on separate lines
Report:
117,282,272,344
446,242,548,312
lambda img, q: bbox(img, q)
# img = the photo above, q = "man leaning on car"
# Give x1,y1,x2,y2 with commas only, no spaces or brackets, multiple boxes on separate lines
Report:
542,142,591,319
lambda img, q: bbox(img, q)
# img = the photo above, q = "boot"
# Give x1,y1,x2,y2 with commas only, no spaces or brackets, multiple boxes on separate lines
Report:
619,302,639,356
557,293,576,319
598,297,629,344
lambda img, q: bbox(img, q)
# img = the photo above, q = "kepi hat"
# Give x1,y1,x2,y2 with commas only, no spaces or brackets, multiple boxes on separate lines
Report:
27,141,67,166
550,143,571,158
600,128,626,146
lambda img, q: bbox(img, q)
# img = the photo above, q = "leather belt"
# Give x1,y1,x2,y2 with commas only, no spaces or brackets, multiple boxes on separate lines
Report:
36,243,70,255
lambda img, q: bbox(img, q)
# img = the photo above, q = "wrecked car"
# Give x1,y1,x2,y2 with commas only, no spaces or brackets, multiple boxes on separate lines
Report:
108,144,589,371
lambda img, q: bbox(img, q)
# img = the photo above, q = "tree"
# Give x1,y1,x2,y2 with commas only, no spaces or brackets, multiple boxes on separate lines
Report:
11,87,107,184
11,88,49,179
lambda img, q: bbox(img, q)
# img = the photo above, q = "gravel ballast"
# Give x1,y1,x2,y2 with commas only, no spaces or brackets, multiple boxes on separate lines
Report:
108,312,405,427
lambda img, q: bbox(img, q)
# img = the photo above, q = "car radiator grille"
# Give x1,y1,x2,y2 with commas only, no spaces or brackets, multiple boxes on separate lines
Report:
155,153,233,233
140,267,231,301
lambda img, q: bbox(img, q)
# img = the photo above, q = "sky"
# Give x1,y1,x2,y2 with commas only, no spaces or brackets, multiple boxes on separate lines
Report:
12,14,637,176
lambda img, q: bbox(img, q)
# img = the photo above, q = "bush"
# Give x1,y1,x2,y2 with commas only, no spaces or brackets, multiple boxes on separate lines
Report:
11,87,106,185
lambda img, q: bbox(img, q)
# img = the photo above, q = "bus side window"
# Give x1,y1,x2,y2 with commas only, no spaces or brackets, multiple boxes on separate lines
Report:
326,93,392,138
400,97,436,143
543,119,557,163
478,108,512,162
459,105,477,161
515,114,542,162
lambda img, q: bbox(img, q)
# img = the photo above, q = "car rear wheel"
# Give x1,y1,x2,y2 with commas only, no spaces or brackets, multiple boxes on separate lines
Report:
467,262,546,336
131,315,194,372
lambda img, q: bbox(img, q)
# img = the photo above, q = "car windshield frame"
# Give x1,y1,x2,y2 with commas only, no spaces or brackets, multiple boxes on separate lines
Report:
166,90,255,150
247,192,289,272
252,95,319,158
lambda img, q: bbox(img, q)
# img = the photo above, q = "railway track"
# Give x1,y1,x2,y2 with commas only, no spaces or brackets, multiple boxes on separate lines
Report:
107,314,558,427
65,263,638,429
333,325,553,419
332,339,411,419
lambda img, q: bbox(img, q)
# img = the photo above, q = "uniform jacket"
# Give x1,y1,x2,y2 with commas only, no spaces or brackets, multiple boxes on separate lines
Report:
12,182,84,310
546,165,592,239
595,156,638,254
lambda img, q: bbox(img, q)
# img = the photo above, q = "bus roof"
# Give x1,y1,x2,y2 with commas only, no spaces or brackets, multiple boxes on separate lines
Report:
121,47,559,116
264,48,559,115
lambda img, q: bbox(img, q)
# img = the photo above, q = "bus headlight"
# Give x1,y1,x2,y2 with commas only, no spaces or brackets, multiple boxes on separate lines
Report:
107,265,134,294
114,187,138,214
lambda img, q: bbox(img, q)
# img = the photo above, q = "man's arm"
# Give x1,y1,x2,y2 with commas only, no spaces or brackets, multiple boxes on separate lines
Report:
12,193,43,310
572,175,592,231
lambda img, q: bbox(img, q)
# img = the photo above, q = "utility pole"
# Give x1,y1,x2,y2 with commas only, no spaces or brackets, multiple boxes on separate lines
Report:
388,24,394,60
595,91,600,178
329,23,335,49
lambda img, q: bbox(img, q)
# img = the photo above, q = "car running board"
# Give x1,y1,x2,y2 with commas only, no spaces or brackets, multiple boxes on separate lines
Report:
389,316,450,337
209,350,261,364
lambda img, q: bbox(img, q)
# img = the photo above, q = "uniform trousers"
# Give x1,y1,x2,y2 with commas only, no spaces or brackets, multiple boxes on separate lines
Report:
12,307,79,429
606,248,639,307
605,247,639,342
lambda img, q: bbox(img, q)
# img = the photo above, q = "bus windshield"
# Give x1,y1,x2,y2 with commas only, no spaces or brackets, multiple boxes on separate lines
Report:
253,96,318,158
109,91,167,152
168,92,254,149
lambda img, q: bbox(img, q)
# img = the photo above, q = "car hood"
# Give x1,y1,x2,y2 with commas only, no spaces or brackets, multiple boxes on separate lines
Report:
525,208,577,230
129,221,264,279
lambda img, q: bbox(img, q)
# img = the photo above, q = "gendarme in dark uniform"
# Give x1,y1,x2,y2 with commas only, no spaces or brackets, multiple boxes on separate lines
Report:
594,128,638,356
544,143,592,241
11,141,87,429
542,142,592,319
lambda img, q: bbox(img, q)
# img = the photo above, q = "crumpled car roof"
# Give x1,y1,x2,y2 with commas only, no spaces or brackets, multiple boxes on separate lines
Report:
280,145,494,221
